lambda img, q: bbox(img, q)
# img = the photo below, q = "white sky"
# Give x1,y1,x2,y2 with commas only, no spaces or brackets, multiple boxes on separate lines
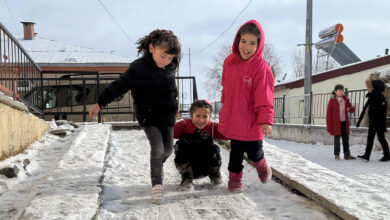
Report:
1,0,389,100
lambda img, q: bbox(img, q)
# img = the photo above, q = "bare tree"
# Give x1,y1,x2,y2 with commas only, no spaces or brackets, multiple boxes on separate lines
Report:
204,42,282,100
292,48,305,78
292,47,340,78
263,42,282,79
204,44,231,100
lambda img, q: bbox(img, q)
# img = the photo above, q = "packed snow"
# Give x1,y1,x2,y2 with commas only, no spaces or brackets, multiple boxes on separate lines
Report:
1,123,389,219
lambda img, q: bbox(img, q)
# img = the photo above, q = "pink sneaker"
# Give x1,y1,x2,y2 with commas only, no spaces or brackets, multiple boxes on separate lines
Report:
252,157,272,184
228,171,243,193
151,184,163,204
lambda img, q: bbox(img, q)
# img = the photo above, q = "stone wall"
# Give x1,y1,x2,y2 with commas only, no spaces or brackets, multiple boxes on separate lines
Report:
0,93,49,160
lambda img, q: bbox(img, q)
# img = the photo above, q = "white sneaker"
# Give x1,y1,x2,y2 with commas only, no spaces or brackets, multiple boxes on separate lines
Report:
151,184,163,204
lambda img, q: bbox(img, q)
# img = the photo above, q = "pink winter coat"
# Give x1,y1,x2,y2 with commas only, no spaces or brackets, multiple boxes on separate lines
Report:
218,20,274,141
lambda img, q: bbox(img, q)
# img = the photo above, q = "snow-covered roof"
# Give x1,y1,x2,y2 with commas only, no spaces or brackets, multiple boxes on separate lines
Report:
17,37,132,64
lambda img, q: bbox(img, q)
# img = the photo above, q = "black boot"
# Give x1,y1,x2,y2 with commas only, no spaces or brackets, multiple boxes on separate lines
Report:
357,154,370,161
379,155,390,162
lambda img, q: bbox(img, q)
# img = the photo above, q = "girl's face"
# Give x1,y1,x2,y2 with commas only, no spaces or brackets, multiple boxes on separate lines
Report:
190,107,211,129
149,43,175,68
335,89,344,97
238,33,258,60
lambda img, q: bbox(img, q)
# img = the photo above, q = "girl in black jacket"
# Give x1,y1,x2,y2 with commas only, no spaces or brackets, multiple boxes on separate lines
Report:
89,30,181,203
357,80,389,162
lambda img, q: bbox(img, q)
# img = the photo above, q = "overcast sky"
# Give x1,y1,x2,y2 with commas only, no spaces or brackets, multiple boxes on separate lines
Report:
1,0,389,100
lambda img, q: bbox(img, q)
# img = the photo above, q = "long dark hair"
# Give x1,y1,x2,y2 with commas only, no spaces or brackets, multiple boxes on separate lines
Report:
137,29,181,71
235,23,261,47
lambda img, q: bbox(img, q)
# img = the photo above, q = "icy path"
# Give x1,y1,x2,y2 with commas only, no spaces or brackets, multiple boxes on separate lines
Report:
20,124,111,219
99,129,336,219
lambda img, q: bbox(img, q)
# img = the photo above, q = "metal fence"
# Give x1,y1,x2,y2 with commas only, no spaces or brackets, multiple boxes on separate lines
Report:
0,22,43,114
35,71,198,122
273,88,389,125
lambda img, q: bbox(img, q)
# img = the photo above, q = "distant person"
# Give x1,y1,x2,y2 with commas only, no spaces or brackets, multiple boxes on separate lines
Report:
218,20,274,193
357,80,389,162
326,84,356,160
174,100,227,191
88,29,181,204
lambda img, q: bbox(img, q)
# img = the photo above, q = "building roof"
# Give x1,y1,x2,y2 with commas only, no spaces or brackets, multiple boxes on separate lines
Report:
275,55,390,90
17,36,132,66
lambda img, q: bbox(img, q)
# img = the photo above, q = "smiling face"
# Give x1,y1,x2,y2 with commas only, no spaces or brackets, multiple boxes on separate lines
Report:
190,107,211,129
238,33,258,60
149,43,175,68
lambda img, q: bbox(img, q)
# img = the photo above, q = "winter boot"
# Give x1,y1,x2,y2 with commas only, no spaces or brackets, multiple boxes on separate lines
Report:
344,154,356,160
252,157,272,184
228,171,243,193
177,163,194,191
151,184,163,204
357,154,370,161
208,166,223,188
379,155,390,162
180,172,194,191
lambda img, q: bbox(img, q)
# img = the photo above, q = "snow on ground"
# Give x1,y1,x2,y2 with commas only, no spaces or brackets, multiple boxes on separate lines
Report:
0,127,79,219
265,139,390,219
99,129,336,220
266,139,390,200
2,123,389,219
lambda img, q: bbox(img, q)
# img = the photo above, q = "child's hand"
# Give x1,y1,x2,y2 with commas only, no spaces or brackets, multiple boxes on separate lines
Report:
88,103,101,119
261,124,272,136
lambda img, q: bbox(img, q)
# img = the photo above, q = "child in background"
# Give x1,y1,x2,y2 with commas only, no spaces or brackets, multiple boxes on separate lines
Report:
89,29,181,204
326,84,356,160
218,20,274,193
357,80,389,162
174,100,227,191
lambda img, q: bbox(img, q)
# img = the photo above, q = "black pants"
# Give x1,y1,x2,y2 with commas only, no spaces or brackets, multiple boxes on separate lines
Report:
365,126,389,157
334,121,350,156
228,139,264,173
174,138,221,179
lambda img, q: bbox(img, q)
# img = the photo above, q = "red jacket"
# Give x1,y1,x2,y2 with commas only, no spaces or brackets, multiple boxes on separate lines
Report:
174,119,227,140
218,20,274,141
326,95,355,136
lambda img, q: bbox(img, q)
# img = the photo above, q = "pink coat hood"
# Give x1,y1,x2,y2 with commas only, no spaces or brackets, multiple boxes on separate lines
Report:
218,20,274,141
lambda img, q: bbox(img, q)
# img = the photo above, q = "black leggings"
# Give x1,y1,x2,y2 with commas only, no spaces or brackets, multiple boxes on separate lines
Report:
143,126,174,186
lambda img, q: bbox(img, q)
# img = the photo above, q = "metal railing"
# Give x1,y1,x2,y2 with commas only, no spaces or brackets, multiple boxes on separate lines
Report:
35,71,198,122
0,22,43,114
273,88,389,125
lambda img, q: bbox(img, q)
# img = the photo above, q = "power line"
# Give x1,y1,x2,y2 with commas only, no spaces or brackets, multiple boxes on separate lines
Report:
97,0,134,44
4,0,20,35
185,0,253,56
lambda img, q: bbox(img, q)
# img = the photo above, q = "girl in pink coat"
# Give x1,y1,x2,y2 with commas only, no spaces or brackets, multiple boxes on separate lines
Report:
219,20,274,192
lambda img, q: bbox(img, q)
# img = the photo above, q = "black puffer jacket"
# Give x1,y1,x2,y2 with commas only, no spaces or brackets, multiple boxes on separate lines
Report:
98,52,178,128
357,80,387,131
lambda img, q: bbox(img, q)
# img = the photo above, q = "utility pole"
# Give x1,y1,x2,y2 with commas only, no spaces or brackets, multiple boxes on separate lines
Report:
303,0,312,124
189,48,192,102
